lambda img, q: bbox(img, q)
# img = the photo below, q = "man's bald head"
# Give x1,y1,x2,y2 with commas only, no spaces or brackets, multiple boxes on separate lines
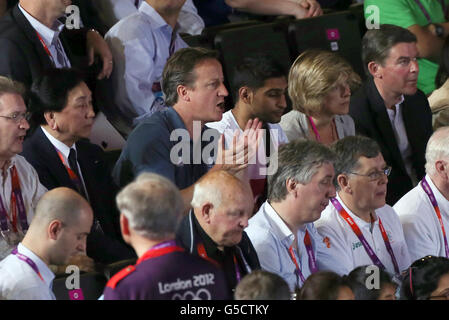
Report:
32,187,92,229
191,170,253,210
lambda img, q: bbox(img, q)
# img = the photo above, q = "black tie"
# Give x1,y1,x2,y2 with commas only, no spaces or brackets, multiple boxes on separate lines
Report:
134,0,139,8
68,148,87,199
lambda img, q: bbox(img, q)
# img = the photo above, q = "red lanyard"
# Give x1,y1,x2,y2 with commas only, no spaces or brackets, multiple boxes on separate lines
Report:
56,150,84,192
197,243,250,284
331,198,400,274
287,229,318,286
137,240,185,264
421,178,449,258
0,166,28,234
308,116,321,142
35,31,56,66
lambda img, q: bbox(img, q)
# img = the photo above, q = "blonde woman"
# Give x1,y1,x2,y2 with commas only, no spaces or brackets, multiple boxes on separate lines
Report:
280,50,361,145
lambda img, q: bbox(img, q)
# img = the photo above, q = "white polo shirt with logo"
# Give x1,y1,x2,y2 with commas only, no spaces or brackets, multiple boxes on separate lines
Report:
315,193,411,276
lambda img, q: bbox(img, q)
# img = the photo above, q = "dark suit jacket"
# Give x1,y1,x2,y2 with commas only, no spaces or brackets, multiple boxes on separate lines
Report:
21,127,136,264
349,78,433,205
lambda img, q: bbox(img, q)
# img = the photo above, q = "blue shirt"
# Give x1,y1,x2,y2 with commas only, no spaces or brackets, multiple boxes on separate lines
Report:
246,201,323,291
112,107,219,189
105,2,188,126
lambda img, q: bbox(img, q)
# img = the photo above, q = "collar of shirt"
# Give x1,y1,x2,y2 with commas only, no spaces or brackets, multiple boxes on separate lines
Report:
41,126,76,164
19,4,65,46
1,157,15,181
17,242,55,289
386,95,405,121
425,174,449,219
335,193,379,231
139,1,178,33
263,201,297,247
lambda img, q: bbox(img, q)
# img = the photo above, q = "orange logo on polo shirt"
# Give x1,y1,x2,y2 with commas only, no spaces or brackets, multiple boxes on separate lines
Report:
323,237,331,248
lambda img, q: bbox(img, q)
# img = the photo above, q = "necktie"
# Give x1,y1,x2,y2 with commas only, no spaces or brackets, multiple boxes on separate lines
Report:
54,39,68,68
68,148,87,199
134,0,139,8
169,28,177,57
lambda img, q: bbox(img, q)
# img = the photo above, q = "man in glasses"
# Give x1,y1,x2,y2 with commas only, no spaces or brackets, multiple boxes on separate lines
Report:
394,127,449,262
315,135,411,277
0,76,47,260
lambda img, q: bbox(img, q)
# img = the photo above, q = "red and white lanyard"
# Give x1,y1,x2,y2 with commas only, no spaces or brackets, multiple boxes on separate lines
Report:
287,229,318,286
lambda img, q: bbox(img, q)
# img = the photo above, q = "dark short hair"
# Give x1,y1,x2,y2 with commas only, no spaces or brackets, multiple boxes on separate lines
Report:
162,47,219,107
346,265,396,300
298,271,352,300
234,270,291,300
401,256,449,300
231,54,286,100
28,68,85,128
330,135,381,188
362,24,417,76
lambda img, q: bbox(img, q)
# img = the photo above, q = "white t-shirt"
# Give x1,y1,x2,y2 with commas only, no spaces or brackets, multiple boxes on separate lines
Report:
0,243,55,300
315,193,411,276
394,175,449,262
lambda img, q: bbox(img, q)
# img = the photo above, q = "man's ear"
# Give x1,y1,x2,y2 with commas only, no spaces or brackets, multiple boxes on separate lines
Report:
238,86,253,104
44,111,57,130
435,160,449,180
120,213,130,237
286,178,298,197
337,174,351,194
367,61,381,79
177,84,191,102
48,220,63,240
201,203,214,224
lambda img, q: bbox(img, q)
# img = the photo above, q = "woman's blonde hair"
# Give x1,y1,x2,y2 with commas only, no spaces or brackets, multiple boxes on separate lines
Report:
288,50,361,116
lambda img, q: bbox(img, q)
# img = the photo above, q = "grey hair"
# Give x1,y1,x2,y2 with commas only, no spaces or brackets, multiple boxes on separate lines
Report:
330,136,381,189
268,139,337,202
0,76,25,108
116,172,183,240
425,127,449,176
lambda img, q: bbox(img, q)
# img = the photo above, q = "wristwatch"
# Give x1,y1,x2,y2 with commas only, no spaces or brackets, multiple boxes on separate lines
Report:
433,23,445,38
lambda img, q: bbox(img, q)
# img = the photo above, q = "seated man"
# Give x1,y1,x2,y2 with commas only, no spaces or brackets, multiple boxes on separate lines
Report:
95,0,204,36
349,24,433,205
176,170,260,297
234,270,291,300
0,187,93,300
315,135,411,277
104,172,229,300
0,76,47,260
113,47,261,211
394,127,449,262
246,140,336,291
0,0,113,88
207,54,288,211
22,68,135,264
364,0,449,94
105,0,189,127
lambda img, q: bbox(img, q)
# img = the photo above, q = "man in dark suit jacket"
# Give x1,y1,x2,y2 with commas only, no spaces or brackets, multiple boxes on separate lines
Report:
21,68,135,265
0,0,113,89
349,24,433,206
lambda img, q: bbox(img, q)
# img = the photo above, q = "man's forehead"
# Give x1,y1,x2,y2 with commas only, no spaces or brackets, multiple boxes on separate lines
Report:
0,93,25,111
387,42,418,58
261,76,288,89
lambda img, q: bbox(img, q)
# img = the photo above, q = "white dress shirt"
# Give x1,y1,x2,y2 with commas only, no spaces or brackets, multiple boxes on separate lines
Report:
246,201,323,291
386,95,417,185
95,0,204,35
105,2,188,126
0,243,55,300
315,193,411,276
394,174,449,262
0,156,47,260
19,4,71,68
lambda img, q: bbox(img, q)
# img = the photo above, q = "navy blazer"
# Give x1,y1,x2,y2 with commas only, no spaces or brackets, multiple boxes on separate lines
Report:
349,78,433,206
21,127,136,264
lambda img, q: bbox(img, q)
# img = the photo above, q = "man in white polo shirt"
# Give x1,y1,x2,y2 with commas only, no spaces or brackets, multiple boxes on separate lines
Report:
394,127,449,262
0,187,93,300
246,140,336,291
315,135,410,277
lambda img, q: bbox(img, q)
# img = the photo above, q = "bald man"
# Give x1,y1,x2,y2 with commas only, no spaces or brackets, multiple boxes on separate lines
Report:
176,170,261,297
0,187,93,300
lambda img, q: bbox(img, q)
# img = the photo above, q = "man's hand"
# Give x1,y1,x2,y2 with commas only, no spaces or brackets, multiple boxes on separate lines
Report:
213,118,263,174
86,30,113,80
291,0,323,18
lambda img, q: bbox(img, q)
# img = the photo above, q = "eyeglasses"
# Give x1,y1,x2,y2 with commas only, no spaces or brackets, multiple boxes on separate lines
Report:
348,166,392,181
0,112,31,123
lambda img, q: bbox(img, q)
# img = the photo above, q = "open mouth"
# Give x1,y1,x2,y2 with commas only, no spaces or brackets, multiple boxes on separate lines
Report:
216,102,225,112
